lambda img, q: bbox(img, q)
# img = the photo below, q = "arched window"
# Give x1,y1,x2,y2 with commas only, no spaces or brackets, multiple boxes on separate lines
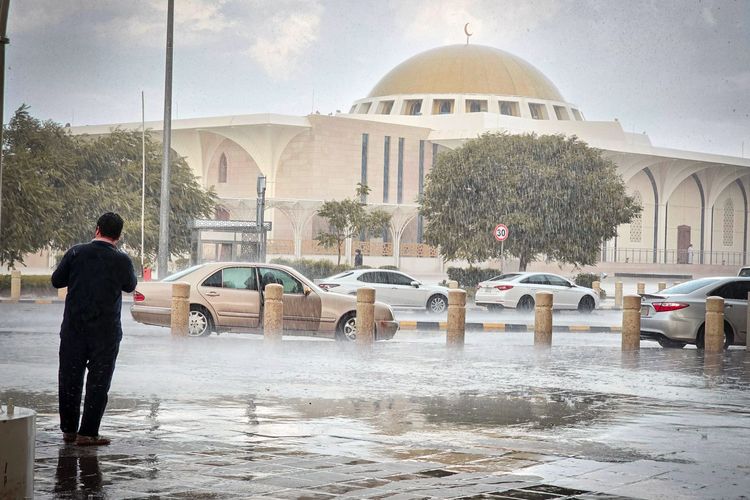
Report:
218,153,228,183
629,191,642,243
723,198,734,247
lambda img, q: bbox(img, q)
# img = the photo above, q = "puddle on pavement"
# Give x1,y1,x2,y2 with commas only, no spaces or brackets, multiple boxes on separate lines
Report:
281,389,618,434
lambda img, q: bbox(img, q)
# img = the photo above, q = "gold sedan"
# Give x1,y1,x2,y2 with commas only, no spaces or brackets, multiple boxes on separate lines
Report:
131,262,399,340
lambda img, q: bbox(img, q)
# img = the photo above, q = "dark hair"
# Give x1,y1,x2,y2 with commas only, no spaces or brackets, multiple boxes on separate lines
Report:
97,212,124,240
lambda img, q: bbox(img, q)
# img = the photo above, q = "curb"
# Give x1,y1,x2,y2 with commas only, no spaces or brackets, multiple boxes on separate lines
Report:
0,297,134,304
0,298,62,304
398,320,621,333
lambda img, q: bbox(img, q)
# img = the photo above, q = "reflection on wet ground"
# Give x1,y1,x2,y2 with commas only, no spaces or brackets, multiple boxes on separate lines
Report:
2,304,750,498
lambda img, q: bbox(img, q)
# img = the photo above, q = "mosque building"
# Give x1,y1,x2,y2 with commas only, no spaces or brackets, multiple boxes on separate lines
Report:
71,43,750,275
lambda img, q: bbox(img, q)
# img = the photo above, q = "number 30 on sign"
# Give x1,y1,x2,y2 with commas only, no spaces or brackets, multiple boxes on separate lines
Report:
494,224,509,242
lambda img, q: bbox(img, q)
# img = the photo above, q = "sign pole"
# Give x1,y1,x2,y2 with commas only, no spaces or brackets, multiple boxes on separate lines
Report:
501,240,504,272
494,223,509,272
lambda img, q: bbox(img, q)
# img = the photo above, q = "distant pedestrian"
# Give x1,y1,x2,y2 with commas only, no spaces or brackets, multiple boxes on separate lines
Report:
687,244,694,264
52,212,137,446
354,249,363,268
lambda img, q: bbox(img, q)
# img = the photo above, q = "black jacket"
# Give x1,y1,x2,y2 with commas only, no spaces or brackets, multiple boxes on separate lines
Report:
52,240,137,338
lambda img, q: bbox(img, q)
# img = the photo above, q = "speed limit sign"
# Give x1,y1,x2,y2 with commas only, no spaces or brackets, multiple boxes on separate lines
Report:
494,224,509,242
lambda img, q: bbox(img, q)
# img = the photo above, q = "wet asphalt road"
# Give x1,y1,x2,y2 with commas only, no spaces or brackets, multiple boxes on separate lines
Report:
1,303,750,499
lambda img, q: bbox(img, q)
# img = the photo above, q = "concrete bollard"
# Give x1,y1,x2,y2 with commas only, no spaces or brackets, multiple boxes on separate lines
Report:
622,295,641,351
614,281,623,309
10,270,21,301
446,289,466,347
57,287,67,301
592,281,601,295
447,280,459,289
356,287,376,345
263,283,284,343
704,296,725,353
534,291,553,347
658,282,666,292
170,282,190,337
637,282,645,295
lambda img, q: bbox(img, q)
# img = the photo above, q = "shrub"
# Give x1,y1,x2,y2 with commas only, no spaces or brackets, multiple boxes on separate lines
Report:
574,273,607,299
446,267,503,289
573,273,600,288
0,274,55,294
270,258,353,280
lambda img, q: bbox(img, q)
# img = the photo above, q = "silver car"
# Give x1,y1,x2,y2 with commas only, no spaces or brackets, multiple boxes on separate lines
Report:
640,277,750,348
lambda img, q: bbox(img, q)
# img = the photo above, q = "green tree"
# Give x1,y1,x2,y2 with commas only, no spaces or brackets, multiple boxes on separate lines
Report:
0,106,79,266
0,106,216,268
419,133,640,270
57,129,217,268
316,184,391,264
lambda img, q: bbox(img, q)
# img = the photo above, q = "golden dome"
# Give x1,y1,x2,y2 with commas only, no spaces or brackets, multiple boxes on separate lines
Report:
368,44,564,101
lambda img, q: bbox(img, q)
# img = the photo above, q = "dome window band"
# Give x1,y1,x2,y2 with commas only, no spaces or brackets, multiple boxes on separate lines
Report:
499,101,520,117
466,99,488,113
529,103,548,120
433,99,454,115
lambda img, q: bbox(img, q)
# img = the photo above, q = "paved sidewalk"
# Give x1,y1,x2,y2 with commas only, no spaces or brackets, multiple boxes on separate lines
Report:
32,399,632,499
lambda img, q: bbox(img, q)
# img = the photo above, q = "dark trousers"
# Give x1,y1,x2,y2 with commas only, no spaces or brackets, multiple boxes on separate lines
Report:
58,330,120,437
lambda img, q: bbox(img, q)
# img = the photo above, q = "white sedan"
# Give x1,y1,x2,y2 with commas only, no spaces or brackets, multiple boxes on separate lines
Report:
474,272,599,313
317,269,451,313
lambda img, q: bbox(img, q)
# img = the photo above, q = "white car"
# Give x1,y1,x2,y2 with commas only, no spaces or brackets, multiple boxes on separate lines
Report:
475,272,599,313
317,269,450,313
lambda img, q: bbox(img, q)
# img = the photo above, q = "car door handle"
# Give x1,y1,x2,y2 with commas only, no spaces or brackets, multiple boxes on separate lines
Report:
205,291,220,297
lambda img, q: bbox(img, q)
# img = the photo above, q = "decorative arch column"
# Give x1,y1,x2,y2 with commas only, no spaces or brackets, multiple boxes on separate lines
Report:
379,204,419,269
269,199,321,259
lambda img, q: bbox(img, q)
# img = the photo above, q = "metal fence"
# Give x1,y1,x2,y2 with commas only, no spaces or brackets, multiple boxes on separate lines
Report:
603,247,746,266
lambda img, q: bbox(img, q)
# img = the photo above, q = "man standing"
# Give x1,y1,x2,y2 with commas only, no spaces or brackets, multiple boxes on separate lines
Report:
52,212,137,446
354,249,363,268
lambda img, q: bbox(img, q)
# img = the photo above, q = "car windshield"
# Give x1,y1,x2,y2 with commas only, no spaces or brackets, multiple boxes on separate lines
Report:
661,278,721,295
162,264,205,282
489,273,520,282
739,268,750,277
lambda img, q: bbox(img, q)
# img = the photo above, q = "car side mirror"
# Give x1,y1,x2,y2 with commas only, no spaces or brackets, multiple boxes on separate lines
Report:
303,286,312,296
410,280,420,288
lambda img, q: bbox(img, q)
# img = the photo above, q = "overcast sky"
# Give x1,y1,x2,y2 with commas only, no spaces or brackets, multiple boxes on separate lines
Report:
5,0,749,157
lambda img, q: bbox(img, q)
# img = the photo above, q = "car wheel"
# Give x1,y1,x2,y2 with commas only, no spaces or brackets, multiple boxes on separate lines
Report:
336,312,357,342
695,323,733,350
517,295,535,313
188,306,213,337
427,294,448,314
577,295,595,314
657,338,686,349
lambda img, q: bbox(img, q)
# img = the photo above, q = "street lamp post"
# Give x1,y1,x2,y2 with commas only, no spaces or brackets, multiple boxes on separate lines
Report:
157,0,174,278
0,0,11,252
256,175,267,262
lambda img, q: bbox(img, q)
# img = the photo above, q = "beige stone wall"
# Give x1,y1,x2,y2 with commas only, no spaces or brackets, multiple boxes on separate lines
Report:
710,183,745,265
618,170,656,252
206,138,263,201
272,116,433,242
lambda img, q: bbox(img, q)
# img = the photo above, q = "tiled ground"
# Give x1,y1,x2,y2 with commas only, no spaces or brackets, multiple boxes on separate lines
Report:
33,402,636,499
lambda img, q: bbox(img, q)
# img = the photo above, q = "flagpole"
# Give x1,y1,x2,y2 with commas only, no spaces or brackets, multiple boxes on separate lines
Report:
141,90,146,276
